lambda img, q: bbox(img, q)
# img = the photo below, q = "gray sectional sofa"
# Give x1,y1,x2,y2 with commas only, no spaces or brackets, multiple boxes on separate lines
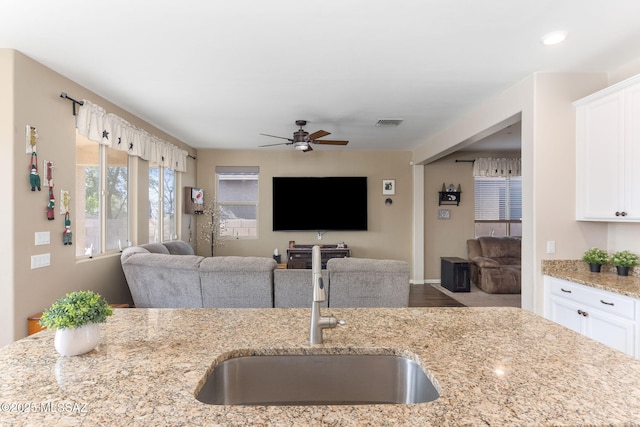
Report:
121,241,410,308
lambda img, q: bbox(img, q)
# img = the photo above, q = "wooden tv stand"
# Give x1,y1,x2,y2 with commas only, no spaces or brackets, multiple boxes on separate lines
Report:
286,245,351,269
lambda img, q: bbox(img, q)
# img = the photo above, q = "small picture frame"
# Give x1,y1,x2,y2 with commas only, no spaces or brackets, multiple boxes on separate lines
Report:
438,209,451,220
382,179,395,195
191,188,204,204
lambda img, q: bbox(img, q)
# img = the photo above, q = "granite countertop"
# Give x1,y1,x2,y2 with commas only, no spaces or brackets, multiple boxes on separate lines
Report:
543,259,640,299
1,307,640,426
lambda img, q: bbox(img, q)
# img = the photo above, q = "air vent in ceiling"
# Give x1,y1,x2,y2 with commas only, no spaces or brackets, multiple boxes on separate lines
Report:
375,119,403,127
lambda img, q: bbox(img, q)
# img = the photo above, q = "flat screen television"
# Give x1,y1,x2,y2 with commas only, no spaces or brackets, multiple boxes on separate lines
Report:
272,177,368,231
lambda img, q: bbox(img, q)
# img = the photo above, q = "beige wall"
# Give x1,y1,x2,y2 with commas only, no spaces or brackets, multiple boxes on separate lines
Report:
2,49,196,345
530,73,609,313
423,150,520,280
194,149,414,268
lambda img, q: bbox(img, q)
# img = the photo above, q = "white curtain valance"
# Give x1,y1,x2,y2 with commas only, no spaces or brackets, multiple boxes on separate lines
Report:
473,157,521,177
76,99,188,172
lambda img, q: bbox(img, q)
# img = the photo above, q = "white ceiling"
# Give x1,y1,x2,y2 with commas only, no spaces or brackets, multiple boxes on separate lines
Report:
2,1,640,153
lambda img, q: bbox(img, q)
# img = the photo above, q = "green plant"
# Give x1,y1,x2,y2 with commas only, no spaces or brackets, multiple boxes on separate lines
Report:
608,250,639,268
582,247,609,265
39,291,113,330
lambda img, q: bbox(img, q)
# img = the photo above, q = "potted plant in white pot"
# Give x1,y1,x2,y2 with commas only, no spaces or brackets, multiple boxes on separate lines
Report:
582,247,609,273
39,290,113,356
608,250,639,277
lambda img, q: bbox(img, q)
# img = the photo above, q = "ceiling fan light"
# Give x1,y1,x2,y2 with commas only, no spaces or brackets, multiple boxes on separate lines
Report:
294,142,309,151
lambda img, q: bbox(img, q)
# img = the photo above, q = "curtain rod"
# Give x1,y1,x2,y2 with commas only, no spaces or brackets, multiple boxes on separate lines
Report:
455,159,475,163
60,92,84,116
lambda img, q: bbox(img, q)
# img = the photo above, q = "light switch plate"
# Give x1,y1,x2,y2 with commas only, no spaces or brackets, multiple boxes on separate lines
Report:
546,241,556,254
31,253,50,269
35,231,50,246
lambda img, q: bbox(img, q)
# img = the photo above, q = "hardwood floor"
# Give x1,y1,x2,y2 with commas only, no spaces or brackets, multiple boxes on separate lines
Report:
409,284,465,307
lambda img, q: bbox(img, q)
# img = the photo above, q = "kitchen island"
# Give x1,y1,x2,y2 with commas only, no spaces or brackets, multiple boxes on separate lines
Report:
1,307,640,426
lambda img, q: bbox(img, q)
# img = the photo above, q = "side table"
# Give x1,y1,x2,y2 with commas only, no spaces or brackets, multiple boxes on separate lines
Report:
440,257,471,292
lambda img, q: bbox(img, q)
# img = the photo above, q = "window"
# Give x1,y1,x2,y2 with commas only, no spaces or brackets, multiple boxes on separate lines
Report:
149,163,177,243
216,166,259,238
75,132,129,257
474,176,522,237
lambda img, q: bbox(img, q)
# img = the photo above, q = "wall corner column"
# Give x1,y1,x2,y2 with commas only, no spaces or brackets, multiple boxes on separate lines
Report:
411,164,425,284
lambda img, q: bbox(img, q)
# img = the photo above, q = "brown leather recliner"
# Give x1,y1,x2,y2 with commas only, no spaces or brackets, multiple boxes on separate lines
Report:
466,237,521,294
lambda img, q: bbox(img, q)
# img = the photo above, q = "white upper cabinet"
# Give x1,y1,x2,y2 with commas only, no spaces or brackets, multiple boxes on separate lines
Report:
575,75,640,221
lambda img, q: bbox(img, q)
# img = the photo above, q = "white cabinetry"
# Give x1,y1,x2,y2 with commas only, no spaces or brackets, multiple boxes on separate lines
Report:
575,75,640,221
544,276,637,358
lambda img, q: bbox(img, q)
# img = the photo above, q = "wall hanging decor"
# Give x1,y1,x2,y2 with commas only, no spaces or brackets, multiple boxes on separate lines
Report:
382,179,395,195
63,212,72,245
184,187,204,214
43,160,54,187
45,159,55,220
438,183,461,206
29,152,41,191
438,209,451,220
25,125,38,153
47,186,55,220
60,190,70,214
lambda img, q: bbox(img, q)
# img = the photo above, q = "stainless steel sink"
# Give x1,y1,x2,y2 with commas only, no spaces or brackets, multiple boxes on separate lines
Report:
196,354,440,405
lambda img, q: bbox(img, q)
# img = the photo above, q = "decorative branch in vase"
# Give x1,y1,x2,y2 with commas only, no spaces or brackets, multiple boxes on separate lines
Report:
199,199,226,257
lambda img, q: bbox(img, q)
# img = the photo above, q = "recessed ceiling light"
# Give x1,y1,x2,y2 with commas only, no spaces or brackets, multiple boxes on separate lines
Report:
540,30,568,46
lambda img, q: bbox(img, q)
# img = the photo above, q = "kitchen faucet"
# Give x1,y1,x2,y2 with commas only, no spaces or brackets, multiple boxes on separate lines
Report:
309,245,344,344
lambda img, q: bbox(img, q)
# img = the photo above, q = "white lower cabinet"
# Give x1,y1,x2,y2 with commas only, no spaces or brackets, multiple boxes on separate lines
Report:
544,276,637,358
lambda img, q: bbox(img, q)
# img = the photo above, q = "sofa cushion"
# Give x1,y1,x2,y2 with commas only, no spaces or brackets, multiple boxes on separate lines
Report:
139,243,171,254
121,253,204,308
163,240,195,255
199,256,276,308
478,237,521,260
273,269,328,308
327,258,410,308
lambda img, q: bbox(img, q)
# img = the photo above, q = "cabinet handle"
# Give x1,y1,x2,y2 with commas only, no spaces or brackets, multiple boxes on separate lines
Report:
560,288,572,293
577,309,589,317
615,211,628,217
600,300,614,306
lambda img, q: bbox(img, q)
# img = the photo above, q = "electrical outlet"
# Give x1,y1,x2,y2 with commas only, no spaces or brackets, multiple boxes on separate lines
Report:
546,241,556,254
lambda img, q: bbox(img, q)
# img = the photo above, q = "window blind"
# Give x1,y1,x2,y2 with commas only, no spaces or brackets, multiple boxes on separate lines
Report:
474,177,522,220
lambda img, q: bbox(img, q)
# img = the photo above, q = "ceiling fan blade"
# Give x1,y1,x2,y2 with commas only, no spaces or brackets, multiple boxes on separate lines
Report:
303,145,314,152
259,142,291,147
259,133,293,141
313,139,349,146
307,130,331,140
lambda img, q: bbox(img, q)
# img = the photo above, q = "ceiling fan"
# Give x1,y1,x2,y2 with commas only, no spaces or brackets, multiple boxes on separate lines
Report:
259,120,349,152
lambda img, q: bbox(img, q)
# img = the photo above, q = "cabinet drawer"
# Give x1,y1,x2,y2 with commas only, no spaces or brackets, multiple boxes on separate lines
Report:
549,278,635,320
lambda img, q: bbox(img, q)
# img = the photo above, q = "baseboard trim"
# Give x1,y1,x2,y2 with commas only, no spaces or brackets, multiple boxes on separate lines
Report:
411,279,441,285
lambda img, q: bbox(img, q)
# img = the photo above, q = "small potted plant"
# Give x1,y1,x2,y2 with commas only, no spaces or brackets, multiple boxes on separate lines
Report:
582,247,609,273
608,250,639,277
39,290,113,356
